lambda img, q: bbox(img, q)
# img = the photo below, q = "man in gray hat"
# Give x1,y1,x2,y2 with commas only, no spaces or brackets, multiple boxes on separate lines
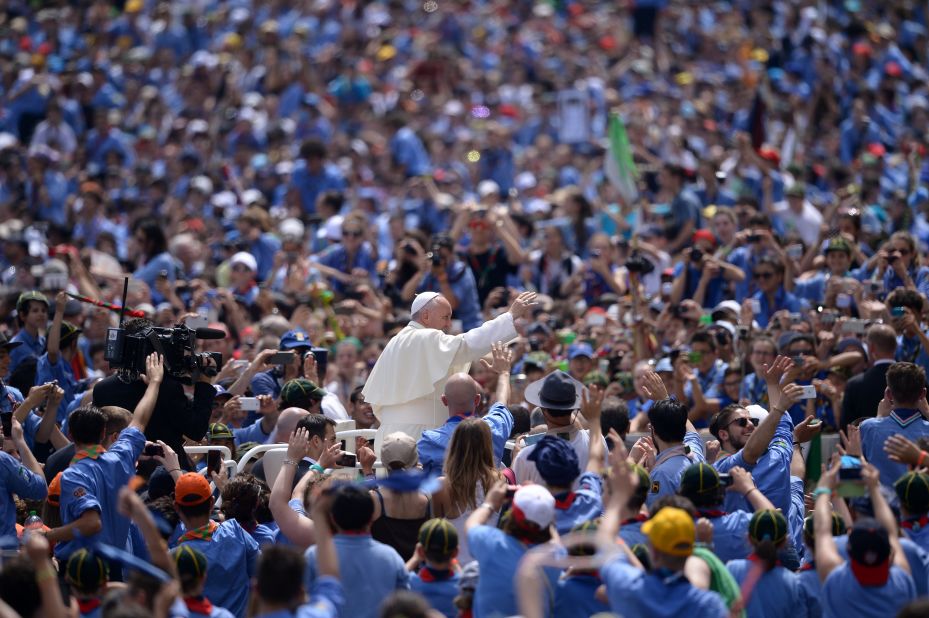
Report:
511,370,607,487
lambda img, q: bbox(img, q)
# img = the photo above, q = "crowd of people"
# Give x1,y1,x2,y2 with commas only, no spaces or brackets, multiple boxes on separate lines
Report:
4,0,929,616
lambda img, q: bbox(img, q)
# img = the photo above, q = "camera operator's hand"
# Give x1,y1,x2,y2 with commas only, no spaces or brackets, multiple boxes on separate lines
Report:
142,353,164,386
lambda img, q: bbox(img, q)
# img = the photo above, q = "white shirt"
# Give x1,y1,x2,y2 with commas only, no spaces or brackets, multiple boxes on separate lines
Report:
512,428,608,489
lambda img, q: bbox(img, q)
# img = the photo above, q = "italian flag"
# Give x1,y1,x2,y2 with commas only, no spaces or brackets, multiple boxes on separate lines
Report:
604,112,639,203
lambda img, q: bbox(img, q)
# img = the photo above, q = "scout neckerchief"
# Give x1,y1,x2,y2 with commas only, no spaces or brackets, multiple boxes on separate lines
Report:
71,445,106,465
891,408,922,428
553,491,577,510
697,508,727,519
622,514,648,526
77,598,102,614
902,515,929,531
180,520,219,543
184,596,213,616
417,565,455,583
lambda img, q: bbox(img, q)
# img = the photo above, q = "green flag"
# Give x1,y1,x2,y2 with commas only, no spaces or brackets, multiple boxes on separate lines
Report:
604,112,638,203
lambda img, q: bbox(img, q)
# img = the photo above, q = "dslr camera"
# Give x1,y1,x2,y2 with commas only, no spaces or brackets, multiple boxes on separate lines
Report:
104,323,224,380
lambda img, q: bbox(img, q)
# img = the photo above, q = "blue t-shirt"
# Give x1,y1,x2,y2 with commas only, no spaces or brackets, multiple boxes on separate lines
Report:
0,450,46,537
553,471,603,535
8,329,45,377
646,432,706,509
418,403,513,477
601,559,727,618
821,562,915,618
797,564,823,618
618,516,648,548
750,288,805,329
468,525,559,618
57,427,146,561
304,534,408,618
834,534,929,597
860,409,929,487
173,519,259,618
726,559,811,618
700,510,752,563
554,573,610,618
409,568,460,618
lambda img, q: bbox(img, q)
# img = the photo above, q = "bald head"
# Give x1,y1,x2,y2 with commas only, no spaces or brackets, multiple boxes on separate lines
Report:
271,407,311,443
413,295,453,332
442,373,481,416
867,323,898,359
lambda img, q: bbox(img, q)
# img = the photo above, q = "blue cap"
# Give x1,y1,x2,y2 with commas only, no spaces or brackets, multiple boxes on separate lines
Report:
279,329,312,350
567,343,594,360
527,436,580,487
655,357,673,373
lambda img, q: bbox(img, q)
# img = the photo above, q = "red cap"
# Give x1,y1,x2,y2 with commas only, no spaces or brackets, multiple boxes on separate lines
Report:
885,61,903,77
691,229,717,248
175,473,212,507
757,146,781,167
866,143,887,157
852,42,872,56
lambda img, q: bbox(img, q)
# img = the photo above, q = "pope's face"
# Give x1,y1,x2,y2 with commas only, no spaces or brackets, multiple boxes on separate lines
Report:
421,297,453,332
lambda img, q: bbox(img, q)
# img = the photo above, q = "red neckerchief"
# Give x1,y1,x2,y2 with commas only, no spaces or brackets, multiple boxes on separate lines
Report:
622,514,648,526
77,598,101,614
417,566,454,582
565,569,601,581
697,509,727,519
902,515,929,531
799,562,815,572
184,596,213,615
71,445,106,465
554,492,577,510
748,553,781,567
180,520,219,543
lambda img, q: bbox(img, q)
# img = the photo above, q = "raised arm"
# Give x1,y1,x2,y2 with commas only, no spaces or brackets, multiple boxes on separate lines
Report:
863,459,911,576
10,419,43,479
270,428,316,549
581,386,606,475
118,487,176,578
311,489,339,579
130,353,164,431
46,292,67,364
815,455,846,584
480,342,513,405
741,357,800,465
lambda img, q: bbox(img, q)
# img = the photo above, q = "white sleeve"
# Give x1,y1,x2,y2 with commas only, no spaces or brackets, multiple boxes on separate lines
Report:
321,394,350,421
457,312,517,363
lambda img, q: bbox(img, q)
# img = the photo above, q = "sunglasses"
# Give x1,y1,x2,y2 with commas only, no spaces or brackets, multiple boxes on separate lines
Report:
753,271,776,280
343,230,363,238
726,417,759,430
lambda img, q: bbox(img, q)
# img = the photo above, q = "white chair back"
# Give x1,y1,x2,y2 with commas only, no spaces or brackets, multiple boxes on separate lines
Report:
236,443,289,475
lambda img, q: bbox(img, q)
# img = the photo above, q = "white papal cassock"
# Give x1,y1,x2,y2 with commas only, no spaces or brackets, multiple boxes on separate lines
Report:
363,311,517,451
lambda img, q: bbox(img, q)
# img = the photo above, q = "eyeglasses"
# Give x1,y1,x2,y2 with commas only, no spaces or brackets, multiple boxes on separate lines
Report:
753,271,776,280
726,417,759,430
343,230,363,238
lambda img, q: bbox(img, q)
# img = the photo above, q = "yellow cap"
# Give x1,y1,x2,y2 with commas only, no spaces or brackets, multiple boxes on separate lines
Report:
125,0,144,13
642,507,695,557
376,45,397,61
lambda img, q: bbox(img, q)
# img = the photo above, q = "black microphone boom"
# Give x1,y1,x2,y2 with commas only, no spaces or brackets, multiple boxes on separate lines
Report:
194,327,227,340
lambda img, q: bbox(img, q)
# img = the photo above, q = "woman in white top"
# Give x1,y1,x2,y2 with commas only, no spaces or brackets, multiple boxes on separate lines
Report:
433,417,505,564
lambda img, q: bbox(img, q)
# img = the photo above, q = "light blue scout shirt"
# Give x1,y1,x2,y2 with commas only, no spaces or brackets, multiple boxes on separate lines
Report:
834,534,929,597
618,515,648,548
821,562,916,618
231,422,269,447
36,352,78,424
554,573,610,618
304,533,409,618
797,563,823,618
253,578,344,618
174,519,259,618
715,412,794,514
902,516,929,554
0,386,42,451
409,567,460,618
182,597,235,618
860,409,929,487
418,402,513,476
57,427,146,562
468,525,560,618
698,509,752,562
8,329,45,377
646,431,706,509
726,558,812,618
0,450,47,537
553,471,603,536
601,559,728,618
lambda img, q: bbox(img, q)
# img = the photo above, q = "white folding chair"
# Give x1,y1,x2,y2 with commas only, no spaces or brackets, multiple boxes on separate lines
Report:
237,443,289,475
184,445,232,461
335,419,356,433
260,447,290,488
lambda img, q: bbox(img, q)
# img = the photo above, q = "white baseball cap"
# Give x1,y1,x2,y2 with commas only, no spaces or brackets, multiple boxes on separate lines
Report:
230,251,257,273
512,485,555,528
477,180,500,198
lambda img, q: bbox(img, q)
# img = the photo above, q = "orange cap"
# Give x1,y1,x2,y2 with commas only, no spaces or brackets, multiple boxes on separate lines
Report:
48,472,62,507
174,473,212,507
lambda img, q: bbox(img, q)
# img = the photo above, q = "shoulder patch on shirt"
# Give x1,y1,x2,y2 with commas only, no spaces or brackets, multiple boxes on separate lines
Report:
771,440,789,450
651,481,660,494
73,487,86,498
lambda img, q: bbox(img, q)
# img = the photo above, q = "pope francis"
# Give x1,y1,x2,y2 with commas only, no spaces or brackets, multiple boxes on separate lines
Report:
364,290,537,450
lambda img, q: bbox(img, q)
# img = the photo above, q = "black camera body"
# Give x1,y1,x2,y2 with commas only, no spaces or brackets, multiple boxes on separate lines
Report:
105,324,223,379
